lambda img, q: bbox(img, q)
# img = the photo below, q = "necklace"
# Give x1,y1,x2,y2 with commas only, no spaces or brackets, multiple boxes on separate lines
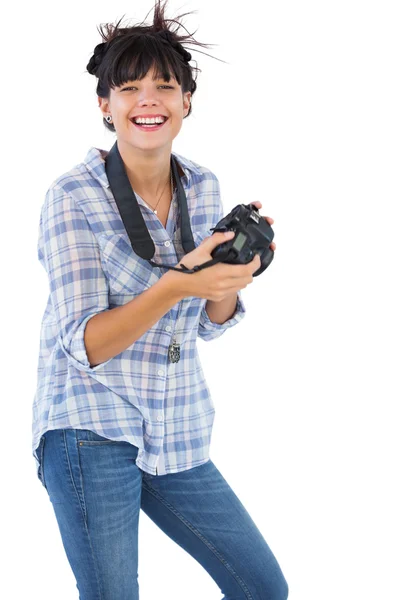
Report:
138,169,173,215
137,167,180,361
168,300,182,363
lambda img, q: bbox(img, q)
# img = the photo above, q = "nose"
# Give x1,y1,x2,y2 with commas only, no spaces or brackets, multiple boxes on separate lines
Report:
137,86,162,107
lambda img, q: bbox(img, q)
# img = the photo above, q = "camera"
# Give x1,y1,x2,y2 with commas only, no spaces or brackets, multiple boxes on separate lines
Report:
210,203,275,277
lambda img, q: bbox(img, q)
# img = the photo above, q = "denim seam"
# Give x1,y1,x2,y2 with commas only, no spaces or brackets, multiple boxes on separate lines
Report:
142,480,254,600
39,437,46,489
63,429,104,600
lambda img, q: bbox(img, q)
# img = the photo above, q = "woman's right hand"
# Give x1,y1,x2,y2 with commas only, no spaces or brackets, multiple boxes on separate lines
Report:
167,231,261,302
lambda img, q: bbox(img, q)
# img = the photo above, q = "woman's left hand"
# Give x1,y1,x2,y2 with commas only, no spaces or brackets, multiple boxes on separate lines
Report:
250,201,276,251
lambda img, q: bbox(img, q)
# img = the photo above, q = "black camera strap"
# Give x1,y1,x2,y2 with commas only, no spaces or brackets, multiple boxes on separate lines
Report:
104,141,220,274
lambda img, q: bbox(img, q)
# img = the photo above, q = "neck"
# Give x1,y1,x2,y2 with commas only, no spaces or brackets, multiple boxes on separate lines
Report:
117,139,173,197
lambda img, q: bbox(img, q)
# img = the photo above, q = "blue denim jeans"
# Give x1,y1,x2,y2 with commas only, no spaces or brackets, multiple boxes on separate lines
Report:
37,428,289,600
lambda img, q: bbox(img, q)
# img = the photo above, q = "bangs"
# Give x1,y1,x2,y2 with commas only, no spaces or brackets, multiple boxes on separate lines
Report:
106,34,183,90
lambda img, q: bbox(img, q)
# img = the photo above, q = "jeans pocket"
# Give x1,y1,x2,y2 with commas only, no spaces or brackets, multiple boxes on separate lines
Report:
37,435,48,491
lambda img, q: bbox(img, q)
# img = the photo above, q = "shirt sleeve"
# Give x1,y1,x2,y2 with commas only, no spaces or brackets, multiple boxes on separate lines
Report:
37,184,113,372
197,290,246,341
197,174,247,342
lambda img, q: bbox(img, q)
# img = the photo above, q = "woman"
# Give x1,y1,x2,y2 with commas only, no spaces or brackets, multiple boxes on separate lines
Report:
32,1,287,598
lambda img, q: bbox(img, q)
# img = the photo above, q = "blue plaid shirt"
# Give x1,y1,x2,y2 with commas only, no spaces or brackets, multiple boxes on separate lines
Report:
32,146,246,477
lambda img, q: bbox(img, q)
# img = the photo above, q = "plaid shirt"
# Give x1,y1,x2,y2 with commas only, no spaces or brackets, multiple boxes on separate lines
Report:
32,146,246,477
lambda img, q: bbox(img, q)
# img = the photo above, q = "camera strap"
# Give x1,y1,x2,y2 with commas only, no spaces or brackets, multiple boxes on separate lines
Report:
104,141,221,274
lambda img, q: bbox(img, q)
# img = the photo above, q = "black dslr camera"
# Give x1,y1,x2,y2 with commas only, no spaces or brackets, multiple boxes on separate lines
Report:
210,203,274,277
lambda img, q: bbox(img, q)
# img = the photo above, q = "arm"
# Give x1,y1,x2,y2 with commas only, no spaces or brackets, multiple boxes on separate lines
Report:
38,185,184,370
204,292,239,324
197,290,246,341
197,175,246,340
84,273,182,367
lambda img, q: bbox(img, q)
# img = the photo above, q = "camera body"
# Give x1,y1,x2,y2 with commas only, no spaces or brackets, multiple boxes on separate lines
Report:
210,203,275,277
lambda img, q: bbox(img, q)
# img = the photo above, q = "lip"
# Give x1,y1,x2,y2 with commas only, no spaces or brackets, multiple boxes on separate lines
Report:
130,117,169,132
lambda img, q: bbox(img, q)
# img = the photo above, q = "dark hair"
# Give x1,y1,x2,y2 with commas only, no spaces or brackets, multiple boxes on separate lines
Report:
86,0,223,132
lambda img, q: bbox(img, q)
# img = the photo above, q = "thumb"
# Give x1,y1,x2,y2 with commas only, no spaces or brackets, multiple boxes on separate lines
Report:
202,231,235,249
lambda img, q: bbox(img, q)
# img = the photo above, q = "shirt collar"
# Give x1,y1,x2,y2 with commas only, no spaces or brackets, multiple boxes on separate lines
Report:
82,146,201,190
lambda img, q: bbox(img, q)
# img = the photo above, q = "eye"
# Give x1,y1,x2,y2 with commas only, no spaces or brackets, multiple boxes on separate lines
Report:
122,85,174,91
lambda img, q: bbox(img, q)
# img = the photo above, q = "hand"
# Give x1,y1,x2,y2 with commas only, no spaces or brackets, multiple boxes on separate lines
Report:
170,232,261,302
249,201,276,252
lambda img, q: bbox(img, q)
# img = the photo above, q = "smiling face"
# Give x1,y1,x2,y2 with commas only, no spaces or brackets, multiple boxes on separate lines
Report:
98,64,191,153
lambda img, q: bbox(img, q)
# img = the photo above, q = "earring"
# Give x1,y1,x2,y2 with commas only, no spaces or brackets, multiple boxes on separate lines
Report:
105,115,112,123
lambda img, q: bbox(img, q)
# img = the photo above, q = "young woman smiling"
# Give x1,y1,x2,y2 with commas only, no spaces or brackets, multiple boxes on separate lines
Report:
32,1,286,599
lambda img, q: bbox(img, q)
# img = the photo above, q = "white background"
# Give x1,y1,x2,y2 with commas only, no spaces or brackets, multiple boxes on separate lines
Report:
1,0,399,598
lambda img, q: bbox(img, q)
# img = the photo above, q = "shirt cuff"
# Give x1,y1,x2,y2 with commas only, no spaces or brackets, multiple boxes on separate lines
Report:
57,311,114,372
197,292,246,341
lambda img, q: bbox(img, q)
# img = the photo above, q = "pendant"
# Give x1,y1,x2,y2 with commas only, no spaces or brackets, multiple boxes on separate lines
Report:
168,338,180,363
154,209,158,214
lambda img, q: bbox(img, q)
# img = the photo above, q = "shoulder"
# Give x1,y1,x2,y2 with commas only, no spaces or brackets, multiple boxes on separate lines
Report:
48,159,101,198
41,147,109,215
172,151,220,186
172,153,224,231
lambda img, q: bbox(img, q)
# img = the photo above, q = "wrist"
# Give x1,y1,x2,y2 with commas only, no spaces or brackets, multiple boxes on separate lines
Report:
160,268,192,301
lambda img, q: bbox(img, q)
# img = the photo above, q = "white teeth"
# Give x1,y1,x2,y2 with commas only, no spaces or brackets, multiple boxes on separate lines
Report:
133,116,166,124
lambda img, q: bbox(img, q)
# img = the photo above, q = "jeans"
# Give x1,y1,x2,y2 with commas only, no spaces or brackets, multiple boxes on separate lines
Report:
37,428,289,600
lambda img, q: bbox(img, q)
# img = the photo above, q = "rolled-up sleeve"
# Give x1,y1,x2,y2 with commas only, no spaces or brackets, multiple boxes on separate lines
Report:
38,185,113,372
197,174,247,341
197,290,246,341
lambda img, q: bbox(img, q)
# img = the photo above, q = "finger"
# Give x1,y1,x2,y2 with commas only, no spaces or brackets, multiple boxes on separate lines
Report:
264,216,274,224
222,253,260,280
204,231,234,245
252,254,261,272
253,253,261,267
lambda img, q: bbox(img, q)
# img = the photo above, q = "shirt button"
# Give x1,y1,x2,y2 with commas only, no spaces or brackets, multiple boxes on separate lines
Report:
157,415,163,422
165,325,172,332
157,369,164,376
164,240,171,247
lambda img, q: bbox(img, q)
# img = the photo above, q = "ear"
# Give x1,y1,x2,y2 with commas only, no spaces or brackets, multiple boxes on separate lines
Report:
183,91,192,116
98,96,110,119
